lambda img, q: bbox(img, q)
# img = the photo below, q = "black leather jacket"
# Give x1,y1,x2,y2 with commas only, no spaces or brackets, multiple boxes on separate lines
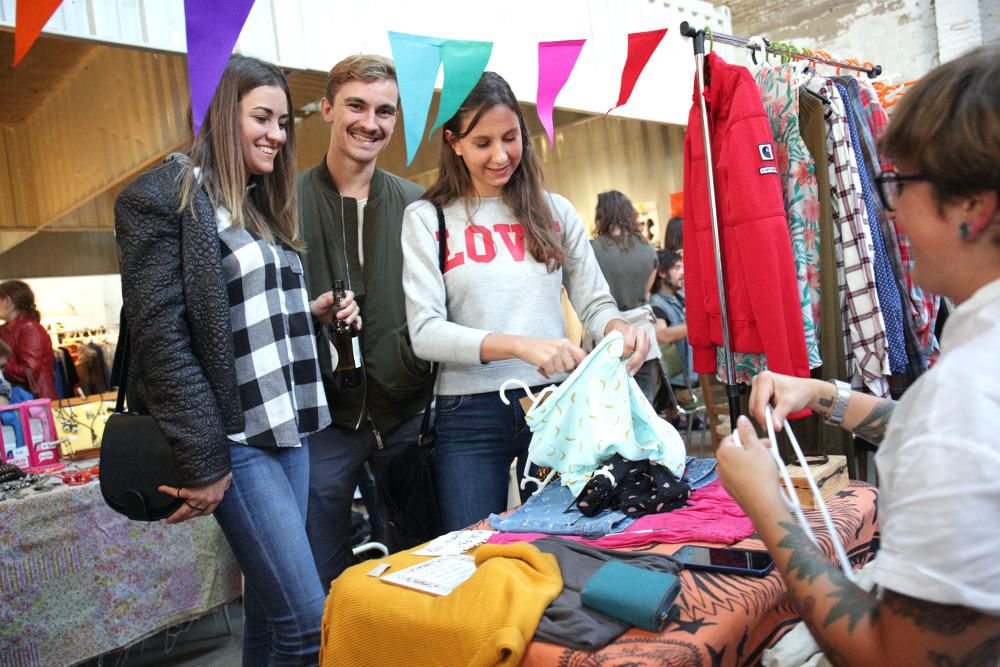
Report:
114,156,242,486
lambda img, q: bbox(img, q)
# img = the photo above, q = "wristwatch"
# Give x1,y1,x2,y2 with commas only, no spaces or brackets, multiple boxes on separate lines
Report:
824,379,852,426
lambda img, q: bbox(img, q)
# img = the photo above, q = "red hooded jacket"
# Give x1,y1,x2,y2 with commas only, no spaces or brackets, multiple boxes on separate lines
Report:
683,52,809,379
0,314,58,400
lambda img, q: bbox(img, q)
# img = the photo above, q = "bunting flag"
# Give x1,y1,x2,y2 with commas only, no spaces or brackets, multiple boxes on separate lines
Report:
535,39,586,146
12,0,64,66
608,28,668,114
388,32,445,165
185,0,257,135
432,39,493,133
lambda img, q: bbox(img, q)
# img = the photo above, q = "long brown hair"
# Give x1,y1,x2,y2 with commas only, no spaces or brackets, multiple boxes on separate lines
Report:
594,190,646,249
0,280,41,321
423,72,562,270
179,55,301,249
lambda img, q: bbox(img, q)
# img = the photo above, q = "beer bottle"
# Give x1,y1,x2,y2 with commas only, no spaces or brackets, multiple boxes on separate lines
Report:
331,280,362,388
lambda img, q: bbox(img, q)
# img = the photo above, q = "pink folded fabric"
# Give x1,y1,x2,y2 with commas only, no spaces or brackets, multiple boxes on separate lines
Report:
487,481,753,548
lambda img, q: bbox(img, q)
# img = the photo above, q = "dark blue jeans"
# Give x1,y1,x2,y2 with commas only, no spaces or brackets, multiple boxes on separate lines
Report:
306,414,423,587
433,387,540,531
213,443,325,667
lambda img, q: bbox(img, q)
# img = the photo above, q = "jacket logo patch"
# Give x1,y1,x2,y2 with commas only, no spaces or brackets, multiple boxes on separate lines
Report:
759,166,778,175
758,143,775,161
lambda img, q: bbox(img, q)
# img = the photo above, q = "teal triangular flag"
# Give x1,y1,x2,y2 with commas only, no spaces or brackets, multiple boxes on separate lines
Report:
432,39,494,132
388,31,444,165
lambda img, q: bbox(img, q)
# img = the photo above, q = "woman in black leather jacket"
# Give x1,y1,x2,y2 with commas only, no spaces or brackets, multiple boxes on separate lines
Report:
115,55,358,666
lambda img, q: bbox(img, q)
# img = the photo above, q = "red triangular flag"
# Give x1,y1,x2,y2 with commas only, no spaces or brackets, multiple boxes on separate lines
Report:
608,28,668,114
13,0,64,66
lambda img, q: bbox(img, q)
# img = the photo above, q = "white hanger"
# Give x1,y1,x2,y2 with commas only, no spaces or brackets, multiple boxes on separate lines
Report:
498,378,558,496
733,407,854,579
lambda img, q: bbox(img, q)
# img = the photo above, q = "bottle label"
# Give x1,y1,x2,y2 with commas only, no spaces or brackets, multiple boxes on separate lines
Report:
351,337,362,369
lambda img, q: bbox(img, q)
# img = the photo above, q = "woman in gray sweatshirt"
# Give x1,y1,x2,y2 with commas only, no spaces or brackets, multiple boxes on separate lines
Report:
401,72,649,531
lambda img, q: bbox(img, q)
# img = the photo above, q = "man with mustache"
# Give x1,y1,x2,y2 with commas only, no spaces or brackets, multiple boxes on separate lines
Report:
297,55,433,588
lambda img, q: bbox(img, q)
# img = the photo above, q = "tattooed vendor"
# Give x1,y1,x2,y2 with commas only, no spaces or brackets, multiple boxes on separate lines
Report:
716,45,1000,666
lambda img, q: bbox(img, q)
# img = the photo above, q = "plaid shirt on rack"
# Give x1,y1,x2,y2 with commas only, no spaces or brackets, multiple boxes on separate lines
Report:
217,208,331,447
860,80,941,365
807,78,891,397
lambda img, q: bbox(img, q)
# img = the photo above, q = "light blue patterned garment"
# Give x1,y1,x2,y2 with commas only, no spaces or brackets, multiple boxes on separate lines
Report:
487,457,719,537
523,332,687,494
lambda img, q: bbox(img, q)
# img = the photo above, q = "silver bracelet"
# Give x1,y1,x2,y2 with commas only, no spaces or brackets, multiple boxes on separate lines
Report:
824,379,852,426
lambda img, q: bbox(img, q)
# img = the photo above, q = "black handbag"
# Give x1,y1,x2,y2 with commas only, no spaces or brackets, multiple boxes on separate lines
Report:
375,205,448,546
99,315,184,521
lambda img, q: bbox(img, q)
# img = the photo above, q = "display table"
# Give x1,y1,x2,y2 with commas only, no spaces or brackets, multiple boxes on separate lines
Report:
322,480,878,666
0,473,242,667
521,481,879,666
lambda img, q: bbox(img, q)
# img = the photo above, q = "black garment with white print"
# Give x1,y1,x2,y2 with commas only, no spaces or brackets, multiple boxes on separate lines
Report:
217,209,330,447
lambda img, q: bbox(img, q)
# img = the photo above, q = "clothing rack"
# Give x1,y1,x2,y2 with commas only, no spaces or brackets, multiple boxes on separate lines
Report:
679,22,882,427
680,23,882,79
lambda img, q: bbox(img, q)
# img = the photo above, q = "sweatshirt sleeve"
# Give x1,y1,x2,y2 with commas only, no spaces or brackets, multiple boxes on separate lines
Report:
401,201,493,366
552,195,622,340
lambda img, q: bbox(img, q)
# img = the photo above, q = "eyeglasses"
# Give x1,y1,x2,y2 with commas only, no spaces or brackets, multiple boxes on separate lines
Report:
873,169,929,212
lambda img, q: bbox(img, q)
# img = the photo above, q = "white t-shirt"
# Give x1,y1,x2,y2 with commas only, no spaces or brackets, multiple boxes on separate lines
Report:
873,277,1000,614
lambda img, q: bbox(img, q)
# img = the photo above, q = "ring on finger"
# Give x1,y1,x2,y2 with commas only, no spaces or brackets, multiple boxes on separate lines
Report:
184,501,208,512
176,487,183,499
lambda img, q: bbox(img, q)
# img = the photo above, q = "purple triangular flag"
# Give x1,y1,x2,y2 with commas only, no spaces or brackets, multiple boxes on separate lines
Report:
536,39,586,146
185,0,257,135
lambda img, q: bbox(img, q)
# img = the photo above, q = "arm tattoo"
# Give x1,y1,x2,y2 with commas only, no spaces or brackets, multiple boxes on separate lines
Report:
929,632,1000,667
851,399,895,445
883,590,982,636
816,395,834,420
777,521,879,632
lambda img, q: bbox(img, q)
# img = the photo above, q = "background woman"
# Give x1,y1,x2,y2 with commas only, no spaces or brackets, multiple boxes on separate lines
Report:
0,280,58,400
115,55,356,665
401,72,648,532
590,190,660,401
716,45,1000,665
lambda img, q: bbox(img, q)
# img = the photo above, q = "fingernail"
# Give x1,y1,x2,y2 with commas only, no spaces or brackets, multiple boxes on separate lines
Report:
737,415,750,427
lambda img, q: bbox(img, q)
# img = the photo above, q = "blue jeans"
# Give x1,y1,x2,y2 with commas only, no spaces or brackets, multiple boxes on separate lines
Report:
433,388,539,532
306,414,424,587
214,443,325,667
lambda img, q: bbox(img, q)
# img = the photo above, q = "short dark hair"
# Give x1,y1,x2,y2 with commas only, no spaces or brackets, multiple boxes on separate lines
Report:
881,44,1000,206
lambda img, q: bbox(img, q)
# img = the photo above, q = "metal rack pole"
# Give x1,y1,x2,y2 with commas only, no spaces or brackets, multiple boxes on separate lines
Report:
680,22,742,428
679,21,882,79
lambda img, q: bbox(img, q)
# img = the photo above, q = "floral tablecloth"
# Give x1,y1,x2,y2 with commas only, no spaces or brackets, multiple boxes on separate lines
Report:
0,476,242,667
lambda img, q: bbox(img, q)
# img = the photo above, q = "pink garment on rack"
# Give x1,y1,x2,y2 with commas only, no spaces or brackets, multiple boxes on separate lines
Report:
486,481,754,548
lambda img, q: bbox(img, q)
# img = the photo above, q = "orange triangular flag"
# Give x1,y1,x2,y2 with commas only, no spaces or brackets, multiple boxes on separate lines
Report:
13,0,64,66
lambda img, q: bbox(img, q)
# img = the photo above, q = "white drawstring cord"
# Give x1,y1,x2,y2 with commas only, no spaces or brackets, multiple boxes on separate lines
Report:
733,407,855,579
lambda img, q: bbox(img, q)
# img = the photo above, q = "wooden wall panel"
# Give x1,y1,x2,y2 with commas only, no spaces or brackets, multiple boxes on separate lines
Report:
0,131,15,228
4,47,188,232
0,231,119,279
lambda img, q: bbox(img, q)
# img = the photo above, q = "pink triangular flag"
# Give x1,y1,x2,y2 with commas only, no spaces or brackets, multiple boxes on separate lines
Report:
608,28,668,114
536,39,586,147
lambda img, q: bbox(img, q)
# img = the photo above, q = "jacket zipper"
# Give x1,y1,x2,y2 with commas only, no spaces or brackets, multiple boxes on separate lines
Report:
369,416,384,450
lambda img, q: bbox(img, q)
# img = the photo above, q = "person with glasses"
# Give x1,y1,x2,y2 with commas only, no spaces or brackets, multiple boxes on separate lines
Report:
714,45,1000,665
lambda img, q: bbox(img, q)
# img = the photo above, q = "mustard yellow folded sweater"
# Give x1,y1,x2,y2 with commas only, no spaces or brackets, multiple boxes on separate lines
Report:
320,542,563,667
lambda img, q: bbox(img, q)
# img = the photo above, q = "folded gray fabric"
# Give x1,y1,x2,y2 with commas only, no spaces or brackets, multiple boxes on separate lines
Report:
533,536,682,651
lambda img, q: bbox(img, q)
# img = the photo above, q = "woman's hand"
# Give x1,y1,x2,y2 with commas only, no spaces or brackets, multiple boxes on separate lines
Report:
159,473,232,525
516,337,587,378
715,416,783,521
749,371,824,431
604,320,650,375
310,290,362,330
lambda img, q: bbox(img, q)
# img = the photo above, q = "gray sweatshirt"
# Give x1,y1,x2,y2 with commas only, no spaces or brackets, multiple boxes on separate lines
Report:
401,193,621,396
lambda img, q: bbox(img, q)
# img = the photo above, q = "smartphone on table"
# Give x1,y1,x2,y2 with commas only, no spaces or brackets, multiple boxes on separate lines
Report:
673,545,775,577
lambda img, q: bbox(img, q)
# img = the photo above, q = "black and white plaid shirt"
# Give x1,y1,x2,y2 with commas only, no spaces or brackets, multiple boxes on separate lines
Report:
217,208,331,447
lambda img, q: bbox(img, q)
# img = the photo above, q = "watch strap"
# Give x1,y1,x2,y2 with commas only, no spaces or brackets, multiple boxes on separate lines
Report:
824,379,851,426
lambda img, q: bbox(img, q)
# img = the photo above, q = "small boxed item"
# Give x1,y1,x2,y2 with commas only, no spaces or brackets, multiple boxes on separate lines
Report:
785,454,848,508
1,405,29,468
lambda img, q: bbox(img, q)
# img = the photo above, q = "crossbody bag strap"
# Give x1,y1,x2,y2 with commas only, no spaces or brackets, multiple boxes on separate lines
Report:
418,205,447,446
110,309,129,414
